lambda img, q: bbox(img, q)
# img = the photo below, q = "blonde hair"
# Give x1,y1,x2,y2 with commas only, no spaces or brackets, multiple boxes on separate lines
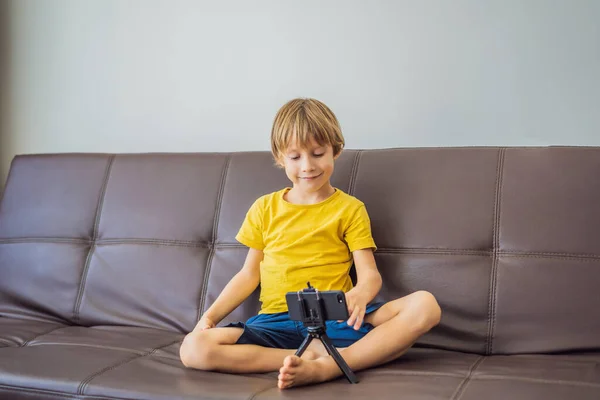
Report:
271,98,345,162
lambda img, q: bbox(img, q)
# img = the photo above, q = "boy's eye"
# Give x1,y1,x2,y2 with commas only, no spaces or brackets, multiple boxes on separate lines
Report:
313,153,324,158
289,155,300,160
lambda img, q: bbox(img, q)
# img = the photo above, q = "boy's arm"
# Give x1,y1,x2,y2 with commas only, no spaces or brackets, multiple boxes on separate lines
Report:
345,248,382,330
193,247,262,332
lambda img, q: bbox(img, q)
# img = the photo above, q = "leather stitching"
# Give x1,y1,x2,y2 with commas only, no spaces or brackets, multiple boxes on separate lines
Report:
347,150,362,195
450,356,486,400
472,375,600,388
76,338,180,395
0,385,83,399
487,148,504,355
21,325,69,347
197,155,230,323
3,238,600,260
73,155,114,324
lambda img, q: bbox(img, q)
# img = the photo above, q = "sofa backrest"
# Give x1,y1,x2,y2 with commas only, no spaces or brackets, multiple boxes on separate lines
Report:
1,147,599,355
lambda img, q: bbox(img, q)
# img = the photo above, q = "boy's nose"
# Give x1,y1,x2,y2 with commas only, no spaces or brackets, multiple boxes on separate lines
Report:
301,159,315,171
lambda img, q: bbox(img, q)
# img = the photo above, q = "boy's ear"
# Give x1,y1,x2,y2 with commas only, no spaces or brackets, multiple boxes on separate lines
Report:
274,155,285,168
334,148,343,160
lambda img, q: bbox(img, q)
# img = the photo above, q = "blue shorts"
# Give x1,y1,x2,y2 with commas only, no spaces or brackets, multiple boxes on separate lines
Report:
225,302,385,349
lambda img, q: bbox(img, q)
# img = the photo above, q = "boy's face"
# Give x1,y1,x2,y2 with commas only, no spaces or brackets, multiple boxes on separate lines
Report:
278,138,339,195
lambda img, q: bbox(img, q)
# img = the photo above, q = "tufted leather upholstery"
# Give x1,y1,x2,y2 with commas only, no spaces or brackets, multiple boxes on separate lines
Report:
1,147,599,399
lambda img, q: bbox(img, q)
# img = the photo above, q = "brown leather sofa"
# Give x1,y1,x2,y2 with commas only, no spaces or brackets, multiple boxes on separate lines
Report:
1,147,599,399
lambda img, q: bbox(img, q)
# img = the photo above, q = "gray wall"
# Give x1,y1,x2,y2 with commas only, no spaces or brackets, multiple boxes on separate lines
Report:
2,0,600,190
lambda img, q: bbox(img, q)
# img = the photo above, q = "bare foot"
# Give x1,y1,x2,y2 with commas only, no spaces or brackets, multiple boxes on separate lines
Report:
278,355,336,389
300,349,320,361
305,340,329,358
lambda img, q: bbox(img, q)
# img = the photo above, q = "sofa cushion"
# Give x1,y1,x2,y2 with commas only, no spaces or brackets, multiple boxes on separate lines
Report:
0,242,90,324
25,325,183,354
0,154,111,240
1,343,599,399
0,345,153,397
0,326,181,398
76,244,210,332
3,148,600,355
492,255,600,354
491,148,600,354
461,353,600,400
83,356,277,400
0,317,66,347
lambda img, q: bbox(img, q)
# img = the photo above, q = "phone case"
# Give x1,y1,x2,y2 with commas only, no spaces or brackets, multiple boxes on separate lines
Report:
286,290,349,322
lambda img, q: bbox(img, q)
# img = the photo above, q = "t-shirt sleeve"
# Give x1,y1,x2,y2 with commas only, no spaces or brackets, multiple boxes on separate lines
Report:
235,197,265,250
344,204,377,252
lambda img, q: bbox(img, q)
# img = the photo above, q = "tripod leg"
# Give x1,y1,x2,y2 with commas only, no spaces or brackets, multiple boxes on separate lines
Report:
319,334,359,384
294,333,314,357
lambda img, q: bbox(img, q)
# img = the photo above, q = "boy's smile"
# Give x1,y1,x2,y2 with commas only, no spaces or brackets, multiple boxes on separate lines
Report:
300,172,323,180
278,138,340,204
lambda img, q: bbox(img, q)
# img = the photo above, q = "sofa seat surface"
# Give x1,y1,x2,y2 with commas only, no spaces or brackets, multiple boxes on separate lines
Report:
0,321,183,399
462,353,600,400
251,350,600,400
1,340,599,400
0,316,66,348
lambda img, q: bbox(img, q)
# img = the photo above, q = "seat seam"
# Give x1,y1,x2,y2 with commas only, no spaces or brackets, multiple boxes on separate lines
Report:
96,238,209,245
378,248,491,256
0,384,82,399
77,338,180,395
0,238,93,244
347,150,362,196
73,155,114,323
473,374,600,388
361,370,467,378
487,148,504,355
248,384,279,400
450,356,486,400
493,353,600,362
197,155,230,322
24,342,149,355
3,237,600,261
0,382,143,400
498,253,600,262
20,325,70,347
491,148,505,355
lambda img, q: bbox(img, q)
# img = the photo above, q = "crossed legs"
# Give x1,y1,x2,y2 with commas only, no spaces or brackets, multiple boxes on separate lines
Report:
180,290,441,389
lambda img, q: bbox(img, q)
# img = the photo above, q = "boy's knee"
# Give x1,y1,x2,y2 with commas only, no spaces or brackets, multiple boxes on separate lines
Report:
410,290,442,333
179,331,218,370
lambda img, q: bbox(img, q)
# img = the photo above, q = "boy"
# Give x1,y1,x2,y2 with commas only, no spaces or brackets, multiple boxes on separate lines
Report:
180,98,441,389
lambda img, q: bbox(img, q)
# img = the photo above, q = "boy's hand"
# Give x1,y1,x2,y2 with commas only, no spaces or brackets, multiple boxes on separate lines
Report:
195,315,216,332
344,289,369,330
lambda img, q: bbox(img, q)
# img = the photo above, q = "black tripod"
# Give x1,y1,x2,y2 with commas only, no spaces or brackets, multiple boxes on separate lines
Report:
293,288,359,384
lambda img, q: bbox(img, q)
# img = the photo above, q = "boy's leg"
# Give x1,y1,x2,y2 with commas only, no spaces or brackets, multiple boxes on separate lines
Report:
277,290,442,389
179,327,323,374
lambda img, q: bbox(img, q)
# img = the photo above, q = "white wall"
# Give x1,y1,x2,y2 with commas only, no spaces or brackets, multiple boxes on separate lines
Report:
2,0,600,189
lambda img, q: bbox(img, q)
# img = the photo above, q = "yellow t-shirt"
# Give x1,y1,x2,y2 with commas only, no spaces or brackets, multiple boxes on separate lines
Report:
235,188,377,314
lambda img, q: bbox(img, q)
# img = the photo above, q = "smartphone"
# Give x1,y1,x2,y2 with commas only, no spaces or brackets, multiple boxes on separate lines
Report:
286,290,349,322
